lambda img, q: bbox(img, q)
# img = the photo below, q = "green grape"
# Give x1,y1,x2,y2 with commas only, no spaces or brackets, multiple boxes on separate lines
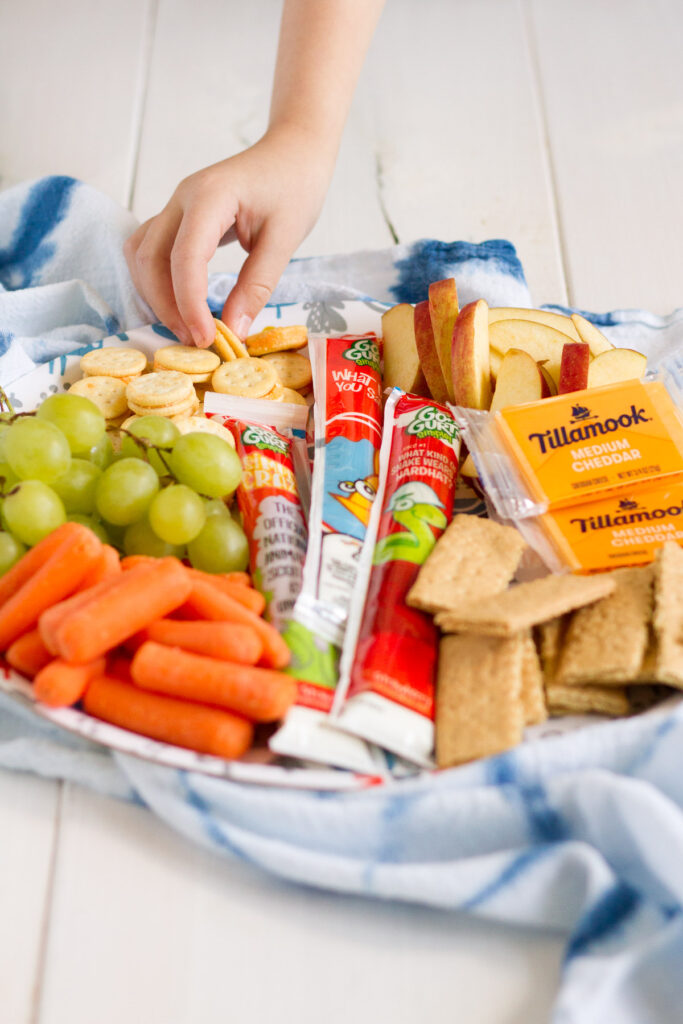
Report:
148,484,206,545
95,458,160,526
0,461,19,491
204,498,231,519
120,416,180,475
0,531,27,575
104,522,127,550
52,459,102,514
169,433,242,498
123,518,184,558
0,420,11,461
85,431,114,470
4,418,71,483
187,514,249,574
66,514,110,545
36,393,106,454
3,481,66,546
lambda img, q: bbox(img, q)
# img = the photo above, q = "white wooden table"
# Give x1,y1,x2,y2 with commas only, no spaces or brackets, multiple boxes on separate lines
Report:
1,1,681,1020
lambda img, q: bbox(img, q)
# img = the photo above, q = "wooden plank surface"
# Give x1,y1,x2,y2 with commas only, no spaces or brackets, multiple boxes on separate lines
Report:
529,0,683,314
38,786,563,1024
0,773,60,1024
0,0,155,204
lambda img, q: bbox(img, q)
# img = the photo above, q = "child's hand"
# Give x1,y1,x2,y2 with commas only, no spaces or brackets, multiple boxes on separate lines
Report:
124,125,334,348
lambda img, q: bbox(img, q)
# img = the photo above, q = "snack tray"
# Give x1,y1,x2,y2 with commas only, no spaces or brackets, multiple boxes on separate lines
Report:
2,301,676,790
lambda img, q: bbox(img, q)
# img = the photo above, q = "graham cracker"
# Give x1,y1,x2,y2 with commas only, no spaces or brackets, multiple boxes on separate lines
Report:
434,572,615,637
546,682,630,718
535,617,567,687
555,565,654,686
520,632,547,725
407,514,526,615
435,633,524,768
652,541,683,689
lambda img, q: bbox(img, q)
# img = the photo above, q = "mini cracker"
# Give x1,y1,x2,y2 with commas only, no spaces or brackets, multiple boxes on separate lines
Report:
535,618,567,687
126,371,194,409
407,514,527,615
246,325,308,356
556,565,654,686
277,387,309,407
120,415,141,431
652,541,683,688
435,633,524,768
80,347,147,380
520,632,547,726
546,682,630,717
153,345,220,376
211,357,278,398
263,381,285,402
128,393,198,419
68,376,129,419
259,351,312,390
171,414,236,447
434,572,616,637
212,319,248,361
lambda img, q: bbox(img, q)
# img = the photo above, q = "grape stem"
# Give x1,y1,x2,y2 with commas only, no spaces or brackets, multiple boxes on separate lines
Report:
0,387,14,416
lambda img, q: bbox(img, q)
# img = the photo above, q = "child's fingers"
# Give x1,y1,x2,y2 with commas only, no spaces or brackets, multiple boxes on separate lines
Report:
171,206,227,348
127,206,193,346
221,223,294,339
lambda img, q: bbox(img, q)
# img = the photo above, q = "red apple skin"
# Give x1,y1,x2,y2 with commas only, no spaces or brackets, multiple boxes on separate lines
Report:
428,278,458,402
558,342,591,394
414,301,449,404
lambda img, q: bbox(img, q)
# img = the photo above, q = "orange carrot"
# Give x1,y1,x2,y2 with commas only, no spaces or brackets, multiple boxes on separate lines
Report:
39,574,125,655
106,652,133,682
0,522,93,608
6,629,54,678
220,572,252,588
119,555,155,571
53,558,192,664
185,578,290,669
33,656,106,708
186,569,265,615
144,619,263,665
131,641,297,722
83,674,253,759
78,545,121,588
0,526,102,650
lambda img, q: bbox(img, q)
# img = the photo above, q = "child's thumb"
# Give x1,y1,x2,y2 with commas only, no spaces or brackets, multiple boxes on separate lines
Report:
221,231,292,340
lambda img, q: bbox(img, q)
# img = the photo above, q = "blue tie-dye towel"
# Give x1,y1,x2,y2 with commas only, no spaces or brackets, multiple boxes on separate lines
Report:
3,176,683,1024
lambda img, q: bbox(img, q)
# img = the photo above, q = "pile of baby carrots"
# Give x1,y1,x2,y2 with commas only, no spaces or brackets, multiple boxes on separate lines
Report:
0,522,297,760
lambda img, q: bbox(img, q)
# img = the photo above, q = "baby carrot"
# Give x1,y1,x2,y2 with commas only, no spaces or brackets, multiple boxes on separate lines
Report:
0,526,102,650
53,558,192,664
220,572,252,588
39,574,125,655
83,674,254,759
0,522,93,608
6,629,54,678
78,545,121,588
131,641,297,722
185,578,291,669
119,555,155,571
186,569,265,615
33,656,106,708
144,619,263,665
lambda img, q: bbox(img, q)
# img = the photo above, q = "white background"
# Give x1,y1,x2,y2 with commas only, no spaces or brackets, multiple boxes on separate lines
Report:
1,1,682,1020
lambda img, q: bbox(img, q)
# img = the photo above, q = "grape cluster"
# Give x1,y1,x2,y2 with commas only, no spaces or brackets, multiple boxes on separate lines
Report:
0,394,249,575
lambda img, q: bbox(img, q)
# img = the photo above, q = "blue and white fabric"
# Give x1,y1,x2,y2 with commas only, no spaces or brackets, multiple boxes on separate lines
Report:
2,176,683,1024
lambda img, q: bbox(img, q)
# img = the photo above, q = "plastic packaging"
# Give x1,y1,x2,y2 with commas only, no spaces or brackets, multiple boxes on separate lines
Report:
332,389,461,767
454,377,683,521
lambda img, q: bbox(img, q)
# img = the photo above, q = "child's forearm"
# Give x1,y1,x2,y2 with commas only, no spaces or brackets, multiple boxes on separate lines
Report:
269,0,386,162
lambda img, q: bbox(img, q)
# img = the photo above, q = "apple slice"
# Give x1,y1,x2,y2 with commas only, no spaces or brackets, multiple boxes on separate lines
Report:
537,362,557,397
587,348,647,389
428,278,459,402
460,453,478,477
558,342,591,394
489,307,581,341
489,348,546,414
571,313,615,357
488,319,574,387
414,301,449,403
451,299,491,409
381,303,429,396
490,348,503,382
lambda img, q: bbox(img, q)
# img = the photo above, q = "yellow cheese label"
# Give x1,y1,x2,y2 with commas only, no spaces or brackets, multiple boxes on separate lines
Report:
496,379,683,510
539,475,683,572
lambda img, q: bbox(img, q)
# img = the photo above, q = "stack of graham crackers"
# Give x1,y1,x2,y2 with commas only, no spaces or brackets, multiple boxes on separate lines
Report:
406,515,681,769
